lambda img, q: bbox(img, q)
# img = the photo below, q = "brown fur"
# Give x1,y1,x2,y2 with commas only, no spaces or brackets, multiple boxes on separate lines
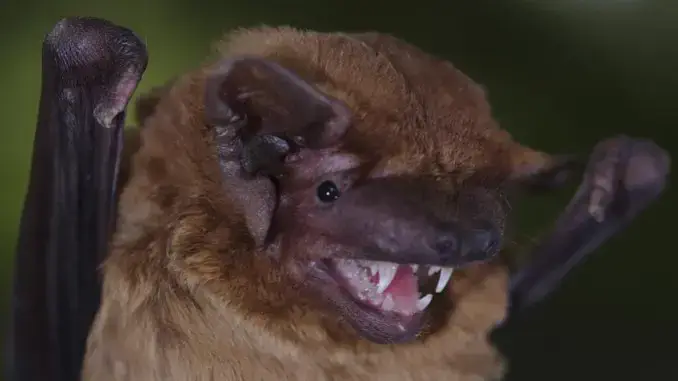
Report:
83,26,558,381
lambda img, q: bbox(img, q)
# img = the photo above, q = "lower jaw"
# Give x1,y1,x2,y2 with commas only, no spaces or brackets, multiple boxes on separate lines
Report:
345,313,424,344
318,261,426,344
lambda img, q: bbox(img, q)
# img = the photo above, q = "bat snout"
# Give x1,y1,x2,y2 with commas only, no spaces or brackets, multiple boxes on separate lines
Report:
318,177,506,268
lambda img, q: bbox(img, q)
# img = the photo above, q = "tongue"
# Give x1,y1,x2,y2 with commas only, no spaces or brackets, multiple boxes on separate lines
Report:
383,265,419,314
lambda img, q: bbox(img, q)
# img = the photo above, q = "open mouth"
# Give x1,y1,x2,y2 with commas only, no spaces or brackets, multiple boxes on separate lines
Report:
325,258,454,321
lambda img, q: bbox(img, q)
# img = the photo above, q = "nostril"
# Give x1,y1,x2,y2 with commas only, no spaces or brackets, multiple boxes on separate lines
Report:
434,236,460,257
433,221,502,264
473,231,496,252
488,231,502,252
469,225,502,254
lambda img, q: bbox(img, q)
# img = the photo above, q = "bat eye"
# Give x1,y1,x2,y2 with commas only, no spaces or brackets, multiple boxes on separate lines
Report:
316,180,341,203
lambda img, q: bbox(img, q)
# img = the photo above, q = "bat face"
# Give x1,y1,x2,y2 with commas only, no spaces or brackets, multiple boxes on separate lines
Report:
265,144,508,343
125,29,572,345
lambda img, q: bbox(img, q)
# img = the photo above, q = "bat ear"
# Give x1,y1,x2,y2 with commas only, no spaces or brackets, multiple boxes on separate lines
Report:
507,145,583,192
203,57,352,246
204,56,352,149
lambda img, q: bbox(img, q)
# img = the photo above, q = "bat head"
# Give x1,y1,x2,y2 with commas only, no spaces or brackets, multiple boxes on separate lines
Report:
123,28,575,345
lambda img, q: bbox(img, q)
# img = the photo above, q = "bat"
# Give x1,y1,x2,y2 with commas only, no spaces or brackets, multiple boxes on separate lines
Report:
6,17,670,381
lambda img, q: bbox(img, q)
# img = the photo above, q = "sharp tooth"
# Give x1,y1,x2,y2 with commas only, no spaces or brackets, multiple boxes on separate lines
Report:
376,262,398,293
382,294,395,311
416,294,433,311
410,264,418,273
428,266,441,276
435,268,454,293
368,261,379,277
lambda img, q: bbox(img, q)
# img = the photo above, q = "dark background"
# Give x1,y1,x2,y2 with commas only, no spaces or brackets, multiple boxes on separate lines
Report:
0,0,676,380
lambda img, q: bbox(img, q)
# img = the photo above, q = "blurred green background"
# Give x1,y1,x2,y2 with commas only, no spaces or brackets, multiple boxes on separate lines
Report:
0,0,676,380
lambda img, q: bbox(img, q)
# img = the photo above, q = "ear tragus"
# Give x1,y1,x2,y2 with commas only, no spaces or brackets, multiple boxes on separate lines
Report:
240,134,290,176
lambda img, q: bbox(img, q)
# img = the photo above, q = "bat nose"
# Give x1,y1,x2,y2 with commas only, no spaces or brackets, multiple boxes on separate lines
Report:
433,234,460,257
434,220,501,265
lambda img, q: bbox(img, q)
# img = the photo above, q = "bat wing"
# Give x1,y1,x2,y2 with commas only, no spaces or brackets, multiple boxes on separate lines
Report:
6,17,148,381
494,135,670,330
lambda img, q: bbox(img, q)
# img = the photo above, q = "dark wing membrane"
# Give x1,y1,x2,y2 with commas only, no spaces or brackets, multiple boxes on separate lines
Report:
6,17,148,381
498,136,670,326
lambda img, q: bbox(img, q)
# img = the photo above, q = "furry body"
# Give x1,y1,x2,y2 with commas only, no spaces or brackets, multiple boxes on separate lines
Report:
82,26,552,381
